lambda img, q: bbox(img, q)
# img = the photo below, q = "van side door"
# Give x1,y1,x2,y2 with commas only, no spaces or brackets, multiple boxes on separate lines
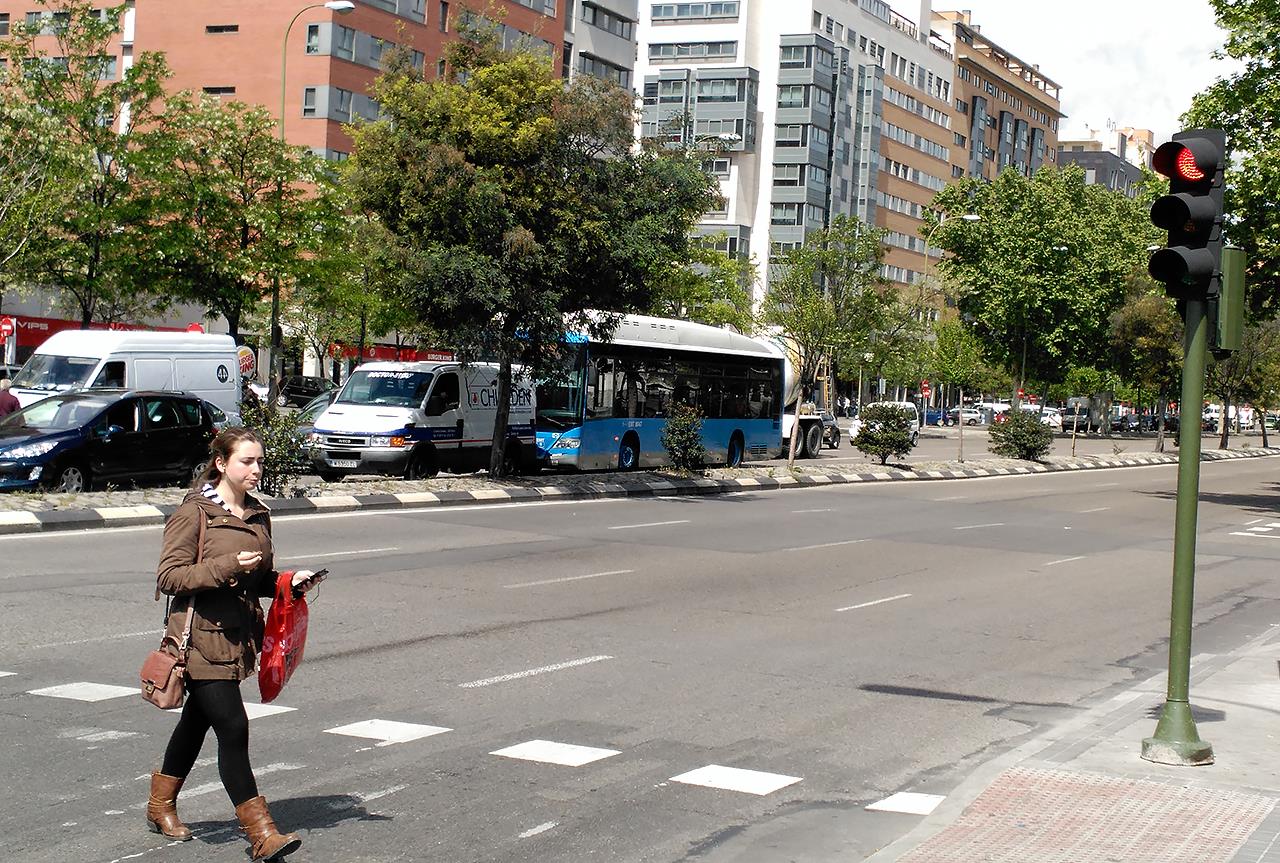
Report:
424,371,462,450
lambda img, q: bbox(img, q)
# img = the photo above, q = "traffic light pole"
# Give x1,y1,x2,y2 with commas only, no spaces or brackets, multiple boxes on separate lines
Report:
1141,297,1214,766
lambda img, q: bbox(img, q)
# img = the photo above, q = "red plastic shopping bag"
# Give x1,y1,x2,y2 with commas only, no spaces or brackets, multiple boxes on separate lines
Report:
259,571,309,703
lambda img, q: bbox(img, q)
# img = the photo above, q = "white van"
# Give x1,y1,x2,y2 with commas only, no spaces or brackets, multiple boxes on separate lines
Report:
308,361,537,480
11,331,240,415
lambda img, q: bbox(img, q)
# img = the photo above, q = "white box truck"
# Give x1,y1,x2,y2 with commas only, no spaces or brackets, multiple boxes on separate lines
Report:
10,331,241,415
308,361,537,480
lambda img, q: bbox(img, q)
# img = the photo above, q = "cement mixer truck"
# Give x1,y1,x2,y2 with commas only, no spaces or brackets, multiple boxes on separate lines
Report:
766,339,828,459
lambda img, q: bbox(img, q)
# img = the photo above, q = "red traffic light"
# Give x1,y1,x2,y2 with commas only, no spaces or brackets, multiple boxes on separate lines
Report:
1174,148,1204,181
1152,135,1223,185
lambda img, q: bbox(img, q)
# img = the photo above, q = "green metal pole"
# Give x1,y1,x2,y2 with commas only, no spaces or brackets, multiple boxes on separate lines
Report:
1142,297,1214,766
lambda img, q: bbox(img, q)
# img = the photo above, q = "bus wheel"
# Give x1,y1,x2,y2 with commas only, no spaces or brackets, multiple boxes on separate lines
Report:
803,422,823,458
726,433,744,468
404,447,437,480
618,434,640,471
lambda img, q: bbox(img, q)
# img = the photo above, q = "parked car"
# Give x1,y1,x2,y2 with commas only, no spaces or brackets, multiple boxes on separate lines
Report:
948,407,982,426
1020,404,1062,429
0,389,214,492
1063,408,1091,431
924,406,950,426
201,399,242,433
276,375,336,408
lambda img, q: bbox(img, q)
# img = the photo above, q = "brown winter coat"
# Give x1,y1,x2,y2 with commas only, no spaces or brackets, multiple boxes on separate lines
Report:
156,493,280,680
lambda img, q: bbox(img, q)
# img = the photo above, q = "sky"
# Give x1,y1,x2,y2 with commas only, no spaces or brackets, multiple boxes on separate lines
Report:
932,0,1236,144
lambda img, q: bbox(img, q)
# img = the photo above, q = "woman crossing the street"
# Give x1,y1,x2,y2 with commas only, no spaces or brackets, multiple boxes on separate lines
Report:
145,427,321,861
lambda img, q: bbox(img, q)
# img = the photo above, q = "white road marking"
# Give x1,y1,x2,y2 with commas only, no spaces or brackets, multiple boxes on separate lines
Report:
866,791,946,815
243,703,297,720
31,629,160,650
0,671,14,678
354,785,407,803
325,719,452,746
953,522,1004,531
491,739,621,767
1079,506,1110,513
931,495,967,501
784,538,868,552
519,821,559,839
837,593,911,612
279,546,398,561
1043,556,1086,567
1095,482,1120,487
607,520,691,530
181,763,304,799
28,682,137,702
791,508,834,513
1248,527,1273,533
1246,518,1265,525
459,655,614,689
504,570,633,589
669,765,803,796
1268,522,1280,528
1230,532,1280,539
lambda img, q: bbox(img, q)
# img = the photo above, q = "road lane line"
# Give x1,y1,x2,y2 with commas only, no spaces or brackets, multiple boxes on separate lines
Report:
1095,482,1120,487
32,629,160,650
459,655,614,689
836,593,912,612
520,821,559,838
784,539,867,551
953,522,1005,531
932,495,967,501
355,785,407,803
1247,527,1273,532
279,546,398,561
792,508,834,513
504,570,633,589
1079,507,1110,513
607,520,691,530
1230,532,1280,539
1043,556,1086,567
1246,518,1265,525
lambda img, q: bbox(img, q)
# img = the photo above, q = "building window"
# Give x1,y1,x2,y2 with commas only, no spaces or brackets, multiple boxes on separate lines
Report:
696,78,744,103
334,25,355,60
582,2,634,40
205,24,239,34
302,87,317,117
562,42,572,78
772,164,801,186
771,203,801,226
651,2,739,23
202,86,236,96
333,87,353,120
0,14,9,37
305,24,320,54
703,157,730,178
437,58,446,77
779,45,809,69
777,84,807,108
370,38,386,66
411,50,425,72
439,1,449,32
577,53,630,88
775,124,806,147
648,41,736,62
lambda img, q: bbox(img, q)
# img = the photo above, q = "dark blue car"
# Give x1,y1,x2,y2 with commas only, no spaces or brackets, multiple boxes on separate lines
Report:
0,390,214,493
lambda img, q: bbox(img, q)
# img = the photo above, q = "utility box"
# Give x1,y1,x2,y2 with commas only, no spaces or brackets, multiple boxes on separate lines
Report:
1212,246,1245,356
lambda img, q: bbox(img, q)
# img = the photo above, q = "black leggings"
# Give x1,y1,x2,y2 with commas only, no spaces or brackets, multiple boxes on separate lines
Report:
160,679,259,807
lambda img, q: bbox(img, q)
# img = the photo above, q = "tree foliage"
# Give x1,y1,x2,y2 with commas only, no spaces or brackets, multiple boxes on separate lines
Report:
1185,0,1280,316
853,403,916,465
930,166,1158,397
0,0,172,326
988,410,1053,460
647,236,756,332
659,403,708,473
346,35,718,476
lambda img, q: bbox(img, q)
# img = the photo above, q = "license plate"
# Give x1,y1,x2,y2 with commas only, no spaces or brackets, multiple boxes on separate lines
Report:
329,459,358,468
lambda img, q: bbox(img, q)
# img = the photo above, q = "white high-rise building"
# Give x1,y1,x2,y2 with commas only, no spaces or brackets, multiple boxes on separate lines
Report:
565,1,642,90
635,0,957,306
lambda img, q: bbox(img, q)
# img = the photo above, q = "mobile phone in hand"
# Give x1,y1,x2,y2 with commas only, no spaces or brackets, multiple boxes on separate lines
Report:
292,568,329,598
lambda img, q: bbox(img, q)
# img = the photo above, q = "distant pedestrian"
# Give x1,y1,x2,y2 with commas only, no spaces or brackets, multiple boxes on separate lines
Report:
0,379,20,419
146,427,321,860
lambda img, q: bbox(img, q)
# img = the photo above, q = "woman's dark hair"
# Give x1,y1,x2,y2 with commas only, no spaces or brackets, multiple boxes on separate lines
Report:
193,427,264,489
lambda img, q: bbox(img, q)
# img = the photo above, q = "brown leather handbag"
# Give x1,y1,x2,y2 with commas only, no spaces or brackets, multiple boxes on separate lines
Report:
140,605,194,709
141,510,206,709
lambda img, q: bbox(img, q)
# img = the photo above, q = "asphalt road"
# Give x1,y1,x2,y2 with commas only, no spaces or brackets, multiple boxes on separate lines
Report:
4,455,1280,862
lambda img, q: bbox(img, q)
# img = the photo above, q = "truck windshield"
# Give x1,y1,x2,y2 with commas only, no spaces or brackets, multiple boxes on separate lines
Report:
12,355,99,391
337,370,433,408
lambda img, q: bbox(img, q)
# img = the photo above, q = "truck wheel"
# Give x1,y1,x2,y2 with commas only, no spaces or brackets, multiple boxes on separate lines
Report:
803,422,823,458
502,440,524,476
618,434,639,471
404,447,437,480
318,470,342,483
726,433,744,467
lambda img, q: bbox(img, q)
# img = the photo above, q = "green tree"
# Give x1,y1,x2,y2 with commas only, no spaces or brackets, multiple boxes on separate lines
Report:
1185,0,1280,315
932,318,983,460
346,35,717,476
853,402,916,465
930,165,1157,405
647,235,756,332
0,1,172,327
1107,269,1183,450
659,403,708,473
143,92,342,340
1207,320,1280,448
988,409,1053,460
762,215,894,465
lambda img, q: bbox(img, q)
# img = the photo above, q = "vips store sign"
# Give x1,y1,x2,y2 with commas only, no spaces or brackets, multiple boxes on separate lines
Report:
2,315,186,348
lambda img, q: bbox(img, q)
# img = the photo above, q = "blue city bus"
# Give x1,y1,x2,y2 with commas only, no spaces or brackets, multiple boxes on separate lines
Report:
535,314,786,470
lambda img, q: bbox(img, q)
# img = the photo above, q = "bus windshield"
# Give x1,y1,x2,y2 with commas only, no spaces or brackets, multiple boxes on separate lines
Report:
12,354,99,391
536,347,585,431
337,369,433,408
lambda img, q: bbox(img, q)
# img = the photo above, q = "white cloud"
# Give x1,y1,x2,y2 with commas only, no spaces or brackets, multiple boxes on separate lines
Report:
932,0,1237,143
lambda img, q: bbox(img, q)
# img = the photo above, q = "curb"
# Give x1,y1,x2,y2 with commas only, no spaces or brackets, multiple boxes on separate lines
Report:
2,447,1277,537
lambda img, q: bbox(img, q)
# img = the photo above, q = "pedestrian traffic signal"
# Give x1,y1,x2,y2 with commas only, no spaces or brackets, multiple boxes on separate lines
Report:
1148,129,1226,300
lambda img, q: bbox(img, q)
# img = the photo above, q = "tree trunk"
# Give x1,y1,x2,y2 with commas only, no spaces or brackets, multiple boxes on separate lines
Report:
1219,396,1230,449
1261,401,1270,448
357,304,367,366
1154,387,1166,453
489,356,514,478
957,386,965,463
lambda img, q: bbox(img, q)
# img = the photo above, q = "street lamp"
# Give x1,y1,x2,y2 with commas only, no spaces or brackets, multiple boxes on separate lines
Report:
266,0,355,405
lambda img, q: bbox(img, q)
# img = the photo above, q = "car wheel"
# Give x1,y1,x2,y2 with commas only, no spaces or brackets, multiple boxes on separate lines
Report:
910,432,919,446
275,393,288,408
49,462,89,494
318,470,343,483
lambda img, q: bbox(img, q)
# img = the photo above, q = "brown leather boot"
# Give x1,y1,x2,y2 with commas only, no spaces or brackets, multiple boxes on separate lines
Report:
234,795,301,861
145,772,193,841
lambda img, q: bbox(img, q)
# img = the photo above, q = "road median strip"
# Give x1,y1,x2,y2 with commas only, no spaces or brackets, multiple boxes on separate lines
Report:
3,446,1278,537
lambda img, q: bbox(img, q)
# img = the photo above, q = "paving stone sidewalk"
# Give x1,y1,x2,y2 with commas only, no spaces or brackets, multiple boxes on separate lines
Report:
1,446,1276,535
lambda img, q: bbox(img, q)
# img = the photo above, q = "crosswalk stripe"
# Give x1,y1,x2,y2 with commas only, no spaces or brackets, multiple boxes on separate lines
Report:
669,764,802,796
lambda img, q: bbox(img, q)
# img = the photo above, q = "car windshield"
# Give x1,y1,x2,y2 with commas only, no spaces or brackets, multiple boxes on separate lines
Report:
336,370,433,408
11,354,99,391
1,395,111,430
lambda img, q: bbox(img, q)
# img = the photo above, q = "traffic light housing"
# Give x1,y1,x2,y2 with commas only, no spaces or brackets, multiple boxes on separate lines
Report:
1148,129,1226,299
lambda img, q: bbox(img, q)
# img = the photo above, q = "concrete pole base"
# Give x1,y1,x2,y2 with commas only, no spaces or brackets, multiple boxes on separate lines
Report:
1141,701,1214,766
